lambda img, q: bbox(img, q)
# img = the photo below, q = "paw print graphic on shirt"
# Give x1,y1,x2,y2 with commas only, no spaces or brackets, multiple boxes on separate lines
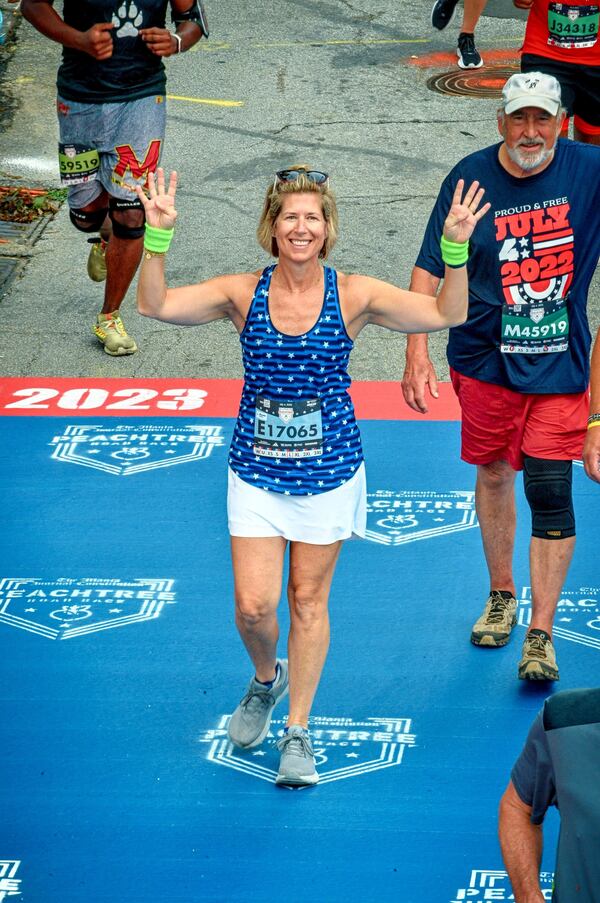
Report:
112,1,144,37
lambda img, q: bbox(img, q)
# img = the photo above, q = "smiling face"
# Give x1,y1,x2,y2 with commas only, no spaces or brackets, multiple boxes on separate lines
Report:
271,192,328,261
498,105,564,174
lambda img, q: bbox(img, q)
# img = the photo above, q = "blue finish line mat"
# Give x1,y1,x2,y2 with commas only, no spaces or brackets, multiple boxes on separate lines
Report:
1,377,598,903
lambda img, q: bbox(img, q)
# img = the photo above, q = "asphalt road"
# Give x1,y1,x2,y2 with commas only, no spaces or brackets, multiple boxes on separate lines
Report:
0,0,598,381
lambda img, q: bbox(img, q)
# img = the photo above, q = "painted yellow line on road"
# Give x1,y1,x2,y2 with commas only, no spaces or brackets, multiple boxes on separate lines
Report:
167,94,244,107
192,42,232,51
195,37,429,52
254,38,429,48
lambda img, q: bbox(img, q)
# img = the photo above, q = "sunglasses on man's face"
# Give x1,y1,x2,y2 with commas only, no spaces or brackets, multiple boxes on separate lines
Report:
273,169,329,190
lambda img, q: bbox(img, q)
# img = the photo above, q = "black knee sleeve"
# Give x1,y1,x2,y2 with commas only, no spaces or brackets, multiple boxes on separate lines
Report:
69,206,108,233
522,455,575,540
109,197,145,240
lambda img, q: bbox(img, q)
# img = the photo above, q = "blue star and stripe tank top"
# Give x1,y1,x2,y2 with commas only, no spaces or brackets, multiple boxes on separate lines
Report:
228,264,364,496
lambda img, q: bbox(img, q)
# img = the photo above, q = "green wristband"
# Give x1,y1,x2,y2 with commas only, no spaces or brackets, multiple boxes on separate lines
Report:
144,223,175,253
440,235,469,268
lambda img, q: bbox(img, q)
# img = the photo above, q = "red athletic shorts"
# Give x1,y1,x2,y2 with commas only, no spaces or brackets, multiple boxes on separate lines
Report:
450,369,588,471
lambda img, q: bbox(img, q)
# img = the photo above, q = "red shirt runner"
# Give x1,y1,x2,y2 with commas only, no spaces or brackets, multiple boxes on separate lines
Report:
522,0,600,65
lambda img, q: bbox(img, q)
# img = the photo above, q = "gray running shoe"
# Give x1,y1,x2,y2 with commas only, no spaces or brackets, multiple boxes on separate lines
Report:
276,725,319,786
518,629,559,681
471,591,518,646
227,659,288,749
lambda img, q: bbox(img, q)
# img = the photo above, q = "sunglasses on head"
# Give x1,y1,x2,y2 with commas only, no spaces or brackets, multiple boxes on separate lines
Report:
273,169,329,190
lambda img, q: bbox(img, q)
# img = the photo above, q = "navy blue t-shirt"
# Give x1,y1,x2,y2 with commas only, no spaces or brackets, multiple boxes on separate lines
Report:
416,140,600,393
57,0,170,103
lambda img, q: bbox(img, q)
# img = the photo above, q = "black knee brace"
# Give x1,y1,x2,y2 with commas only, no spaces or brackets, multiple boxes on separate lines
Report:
522,455,575,540
69,206,108,233
109,197,145,240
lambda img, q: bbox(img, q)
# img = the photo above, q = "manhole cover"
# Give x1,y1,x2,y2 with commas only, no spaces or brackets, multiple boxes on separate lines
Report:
427,65,519,98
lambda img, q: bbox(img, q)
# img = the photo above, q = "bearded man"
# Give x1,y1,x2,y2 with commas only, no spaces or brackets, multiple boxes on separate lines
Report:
401,72,600,682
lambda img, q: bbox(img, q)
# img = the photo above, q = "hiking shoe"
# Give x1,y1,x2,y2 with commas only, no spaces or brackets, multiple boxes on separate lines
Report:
471,591,518,647
518,629,559,681
276,725,319,786
228,659,289,749
431,0,460,29
87,237,107,282
457,32,483,68
93,311,138,356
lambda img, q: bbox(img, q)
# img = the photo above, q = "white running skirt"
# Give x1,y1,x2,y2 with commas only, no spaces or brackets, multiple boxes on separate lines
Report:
227,463,367,544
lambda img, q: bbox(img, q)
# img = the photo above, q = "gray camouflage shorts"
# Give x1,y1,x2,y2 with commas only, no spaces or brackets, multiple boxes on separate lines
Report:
56,93,166,208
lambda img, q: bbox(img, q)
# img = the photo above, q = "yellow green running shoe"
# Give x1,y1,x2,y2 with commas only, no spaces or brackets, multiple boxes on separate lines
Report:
87,237,107,282
93,311,137,356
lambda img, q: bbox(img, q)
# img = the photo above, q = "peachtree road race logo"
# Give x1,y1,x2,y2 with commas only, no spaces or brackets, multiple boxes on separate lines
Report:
0,577,175,640
451,867,554,900
199,715,416,786
0,861,22,901
366,490,477,545
518,584,600,651
50,424,224,476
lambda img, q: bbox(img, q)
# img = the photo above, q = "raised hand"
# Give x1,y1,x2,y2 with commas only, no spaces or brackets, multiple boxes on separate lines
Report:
443,179,490,244
135,168,178,230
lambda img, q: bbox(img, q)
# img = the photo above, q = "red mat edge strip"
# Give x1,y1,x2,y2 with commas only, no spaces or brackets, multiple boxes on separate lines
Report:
0,377,460,420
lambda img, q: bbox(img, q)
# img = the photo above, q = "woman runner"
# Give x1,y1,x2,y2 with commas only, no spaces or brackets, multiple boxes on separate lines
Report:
135,166,489,786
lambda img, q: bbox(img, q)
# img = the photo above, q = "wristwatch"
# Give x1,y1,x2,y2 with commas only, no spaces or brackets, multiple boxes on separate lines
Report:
172,32,182,53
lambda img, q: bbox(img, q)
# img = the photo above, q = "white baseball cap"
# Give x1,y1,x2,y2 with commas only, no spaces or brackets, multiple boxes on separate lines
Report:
501,72,562,116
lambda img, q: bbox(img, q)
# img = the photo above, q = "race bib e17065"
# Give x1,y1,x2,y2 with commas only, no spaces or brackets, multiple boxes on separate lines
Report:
253,396,323,458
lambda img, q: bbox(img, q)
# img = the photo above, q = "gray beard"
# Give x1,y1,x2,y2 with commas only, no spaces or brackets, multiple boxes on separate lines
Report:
506,141,555,171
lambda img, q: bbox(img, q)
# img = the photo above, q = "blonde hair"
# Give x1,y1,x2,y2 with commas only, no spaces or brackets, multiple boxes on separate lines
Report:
256,166,339,260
